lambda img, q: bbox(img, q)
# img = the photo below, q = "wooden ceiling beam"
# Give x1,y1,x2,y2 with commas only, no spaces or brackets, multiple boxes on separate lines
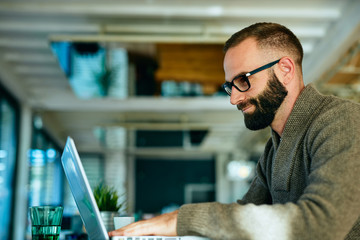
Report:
303,0,360,84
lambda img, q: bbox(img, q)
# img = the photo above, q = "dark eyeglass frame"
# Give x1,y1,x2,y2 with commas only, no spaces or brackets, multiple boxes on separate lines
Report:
222,59,281,96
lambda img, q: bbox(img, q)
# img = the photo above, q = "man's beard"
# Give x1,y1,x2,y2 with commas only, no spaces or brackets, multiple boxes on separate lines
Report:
238,71,288,130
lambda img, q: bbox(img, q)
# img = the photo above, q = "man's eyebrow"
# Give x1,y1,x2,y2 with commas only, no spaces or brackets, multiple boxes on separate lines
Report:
231,72,246,81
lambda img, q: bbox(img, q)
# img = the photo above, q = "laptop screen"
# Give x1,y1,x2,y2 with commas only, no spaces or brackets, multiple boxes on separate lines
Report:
61,137,109,240
61,137,211,240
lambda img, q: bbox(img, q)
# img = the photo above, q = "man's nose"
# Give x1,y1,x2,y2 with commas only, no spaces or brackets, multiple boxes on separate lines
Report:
230,86,246,105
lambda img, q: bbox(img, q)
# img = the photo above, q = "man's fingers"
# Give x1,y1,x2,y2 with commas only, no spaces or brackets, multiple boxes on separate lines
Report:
109,221,151,237
108,210,178,237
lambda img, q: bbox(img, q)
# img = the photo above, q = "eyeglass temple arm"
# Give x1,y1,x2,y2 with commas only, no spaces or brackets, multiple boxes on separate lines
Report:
246,59,280,77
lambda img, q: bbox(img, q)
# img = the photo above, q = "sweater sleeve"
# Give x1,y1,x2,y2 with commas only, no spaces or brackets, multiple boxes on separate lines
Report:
177,102,360,240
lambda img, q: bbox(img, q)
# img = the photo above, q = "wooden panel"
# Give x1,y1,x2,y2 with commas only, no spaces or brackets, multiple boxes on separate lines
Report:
347,47,360,68
326,41,360,86
155,69,224,82
159,59,222,70
155,43,225,95
328,72,359,84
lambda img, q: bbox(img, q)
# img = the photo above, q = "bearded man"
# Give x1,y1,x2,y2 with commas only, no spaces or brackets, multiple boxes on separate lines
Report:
109,22,360,240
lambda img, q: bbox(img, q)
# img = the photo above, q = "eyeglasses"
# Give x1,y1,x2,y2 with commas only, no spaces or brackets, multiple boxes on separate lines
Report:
222,59,280,96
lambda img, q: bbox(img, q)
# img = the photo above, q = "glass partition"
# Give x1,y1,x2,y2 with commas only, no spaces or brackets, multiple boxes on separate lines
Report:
0,83,19,240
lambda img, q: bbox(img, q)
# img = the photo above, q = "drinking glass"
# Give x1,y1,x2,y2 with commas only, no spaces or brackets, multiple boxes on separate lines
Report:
29,206,63,240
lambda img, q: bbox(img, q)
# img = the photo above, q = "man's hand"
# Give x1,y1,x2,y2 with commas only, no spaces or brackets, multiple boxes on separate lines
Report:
108,210,178,237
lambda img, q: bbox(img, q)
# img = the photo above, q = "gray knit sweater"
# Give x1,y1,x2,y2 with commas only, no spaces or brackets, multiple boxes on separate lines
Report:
177,84,360,240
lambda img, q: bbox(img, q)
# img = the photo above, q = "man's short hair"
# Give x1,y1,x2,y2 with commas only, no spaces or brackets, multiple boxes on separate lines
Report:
224,22,304,67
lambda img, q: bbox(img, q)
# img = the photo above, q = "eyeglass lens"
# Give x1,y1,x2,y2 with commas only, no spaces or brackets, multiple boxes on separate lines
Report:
222,76,249,96
223,83,232,95
233,76,249,92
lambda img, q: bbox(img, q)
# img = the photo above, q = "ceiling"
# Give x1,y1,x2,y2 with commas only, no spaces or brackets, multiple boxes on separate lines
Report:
0,0,359,153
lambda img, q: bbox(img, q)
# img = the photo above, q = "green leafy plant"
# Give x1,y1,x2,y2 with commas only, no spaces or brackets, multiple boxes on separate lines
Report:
93,183,125,212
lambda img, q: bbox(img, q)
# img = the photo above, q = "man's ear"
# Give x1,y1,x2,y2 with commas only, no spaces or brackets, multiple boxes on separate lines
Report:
278,57,295,85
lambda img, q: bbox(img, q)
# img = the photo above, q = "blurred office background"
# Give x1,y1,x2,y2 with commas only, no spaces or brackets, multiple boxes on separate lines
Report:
0,0,359,239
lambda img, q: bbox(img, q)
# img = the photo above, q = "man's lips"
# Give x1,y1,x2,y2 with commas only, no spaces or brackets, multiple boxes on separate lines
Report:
237,104,252,112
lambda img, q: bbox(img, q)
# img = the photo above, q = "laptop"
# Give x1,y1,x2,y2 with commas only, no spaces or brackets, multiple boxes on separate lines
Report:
61,136,210,240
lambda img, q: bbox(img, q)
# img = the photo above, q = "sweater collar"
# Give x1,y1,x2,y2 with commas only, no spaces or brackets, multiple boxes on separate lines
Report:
271,83,325,144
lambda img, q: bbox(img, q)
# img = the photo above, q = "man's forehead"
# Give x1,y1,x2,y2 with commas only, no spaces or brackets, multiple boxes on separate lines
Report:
223,40,260,80
228,39,257,55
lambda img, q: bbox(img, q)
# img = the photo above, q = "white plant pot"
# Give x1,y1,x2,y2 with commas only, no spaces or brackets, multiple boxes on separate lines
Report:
100,211,120,231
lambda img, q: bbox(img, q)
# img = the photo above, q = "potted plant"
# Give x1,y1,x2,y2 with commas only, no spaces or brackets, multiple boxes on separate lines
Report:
93,183,126,231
